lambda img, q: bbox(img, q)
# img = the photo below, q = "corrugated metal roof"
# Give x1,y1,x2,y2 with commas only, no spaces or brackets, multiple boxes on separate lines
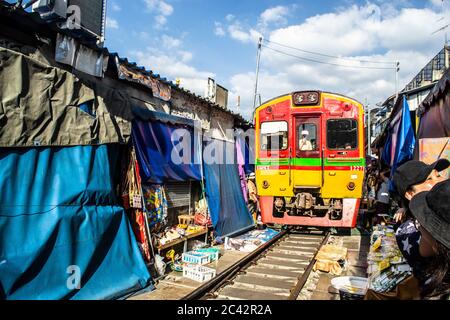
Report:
0,1,251,127
110,52,250,125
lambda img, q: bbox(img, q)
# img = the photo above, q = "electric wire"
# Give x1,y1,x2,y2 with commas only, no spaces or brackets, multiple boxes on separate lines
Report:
261,44,397,70
263,39,397,66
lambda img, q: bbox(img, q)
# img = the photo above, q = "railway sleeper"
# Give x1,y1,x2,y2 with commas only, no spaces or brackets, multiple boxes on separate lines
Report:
244,267,303,280
279,240,322,247
271,248,317,256
228,281,292,297
264,251,313,262
215,287,286,300
256,258,309,270
286,235,325,240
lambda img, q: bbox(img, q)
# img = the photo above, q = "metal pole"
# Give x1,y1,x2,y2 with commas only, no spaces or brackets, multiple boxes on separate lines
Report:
252,37,263,110
395,61,400,102
367,104,371,157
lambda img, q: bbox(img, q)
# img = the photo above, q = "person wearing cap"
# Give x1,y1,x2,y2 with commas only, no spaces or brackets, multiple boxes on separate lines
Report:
299,130,313,151
364,159,449,300
393,159,449,204
391,159,449,291
408,179,450,298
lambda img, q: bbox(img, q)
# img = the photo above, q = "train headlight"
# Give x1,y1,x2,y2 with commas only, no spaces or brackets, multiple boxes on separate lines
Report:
347,182,356,191
262,180,270,189
293,91,320,106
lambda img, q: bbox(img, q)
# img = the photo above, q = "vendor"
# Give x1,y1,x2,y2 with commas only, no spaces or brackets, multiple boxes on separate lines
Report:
364,159,449,300
392,159,449,296
408,179,450,298
247,173,259,223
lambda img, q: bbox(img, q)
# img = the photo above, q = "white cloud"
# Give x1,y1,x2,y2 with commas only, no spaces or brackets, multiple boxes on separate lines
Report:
106,17,119,29
161,34,182,49
214,22,226,37
226,3,448,120
225,14,235,22
429,0,444,8
155,15,167,28
131,48,215,96
260,6,290,26
112,3,121,11
179,50,193,63
159,1,174,16
138,31,150,40
228,22,261,43
145,0,174,27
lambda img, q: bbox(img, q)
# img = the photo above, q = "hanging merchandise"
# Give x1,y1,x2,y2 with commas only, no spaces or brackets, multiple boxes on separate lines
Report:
194,198,212,226
122,149,143,209
120,147,152,263
130,210,152,263
143,184,168,228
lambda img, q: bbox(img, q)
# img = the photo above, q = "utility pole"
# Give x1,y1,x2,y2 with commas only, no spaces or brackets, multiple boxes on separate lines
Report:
253,37,263,110
367,104,372,157
395,61,400,102
236,95,240,113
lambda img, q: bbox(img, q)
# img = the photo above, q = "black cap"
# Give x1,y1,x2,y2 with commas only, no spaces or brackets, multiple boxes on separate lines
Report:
393,159,449,197
409,179,450,249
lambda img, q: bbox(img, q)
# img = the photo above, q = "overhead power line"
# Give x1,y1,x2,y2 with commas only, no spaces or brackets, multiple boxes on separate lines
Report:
263,39,397,66
261,44,397,70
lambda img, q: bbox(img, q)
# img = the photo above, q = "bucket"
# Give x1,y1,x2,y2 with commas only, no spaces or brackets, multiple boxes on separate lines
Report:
331,276,368,300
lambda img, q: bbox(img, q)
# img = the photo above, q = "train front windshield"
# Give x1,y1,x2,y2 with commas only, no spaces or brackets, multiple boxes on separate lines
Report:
260,121,288,151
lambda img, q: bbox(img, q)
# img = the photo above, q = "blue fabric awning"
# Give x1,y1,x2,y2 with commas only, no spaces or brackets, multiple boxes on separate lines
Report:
132,117,202,184
203,140,254,237
0,145,152,300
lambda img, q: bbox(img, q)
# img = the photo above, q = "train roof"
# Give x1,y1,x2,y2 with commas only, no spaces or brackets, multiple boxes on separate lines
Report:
258,91,364,109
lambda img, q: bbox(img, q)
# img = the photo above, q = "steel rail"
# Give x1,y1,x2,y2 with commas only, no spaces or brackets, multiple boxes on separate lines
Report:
181,229,289,300
287,231,330,300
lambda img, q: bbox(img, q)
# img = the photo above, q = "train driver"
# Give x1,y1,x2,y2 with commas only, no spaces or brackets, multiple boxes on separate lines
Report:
299,130,313,151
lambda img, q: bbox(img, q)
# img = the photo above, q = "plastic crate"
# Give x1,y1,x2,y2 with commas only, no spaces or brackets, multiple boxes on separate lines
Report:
194,248,220,262
183,265,216,282
182,251,211,265
331,276,368,300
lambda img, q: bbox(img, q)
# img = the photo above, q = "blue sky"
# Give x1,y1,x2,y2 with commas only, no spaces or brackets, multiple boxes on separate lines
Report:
106,1,449,118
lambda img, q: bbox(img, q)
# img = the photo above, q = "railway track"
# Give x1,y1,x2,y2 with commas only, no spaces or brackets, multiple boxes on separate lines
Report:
183,228,330,300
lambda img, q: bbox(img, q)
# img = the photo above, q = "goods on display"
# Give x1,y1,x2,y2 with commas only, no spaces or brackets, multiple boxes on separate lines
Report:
314,245,348,275
367,224,412,293
224,228,279,252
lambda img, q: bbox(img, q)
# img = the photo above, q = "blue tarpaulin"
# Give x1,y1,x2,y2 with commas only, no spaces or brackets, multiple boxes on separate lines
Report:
132,118,202,184
203,139,254,237
382,96,416,191
0,145,152,300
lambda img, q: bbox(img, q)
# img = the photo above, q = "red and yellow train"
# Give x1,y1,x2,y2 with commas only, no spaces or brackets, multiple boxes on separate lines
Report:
254,91,365,228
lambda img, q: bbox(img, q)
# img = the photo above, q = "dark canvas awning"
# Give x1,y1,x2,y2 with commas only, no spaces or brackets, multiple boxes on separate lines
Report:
132,110,202,184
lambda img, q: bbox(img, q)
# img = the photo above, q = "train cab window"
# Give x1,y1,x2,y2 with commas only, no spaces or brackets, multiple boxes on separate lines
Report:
260,121,288,151
297,123,318,151
327,119,358,150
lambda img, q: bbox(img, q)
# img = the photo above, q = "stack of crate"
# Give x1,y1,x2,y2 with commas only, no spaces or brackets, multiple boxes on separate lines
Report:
181,249,219,282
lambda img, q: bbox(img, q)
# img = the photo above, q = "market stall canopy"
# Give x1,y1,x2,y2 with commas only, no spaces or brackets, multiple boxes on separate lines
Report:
414,67,450,161
0,144,152,300
203,139,254,237
132,110,202,184
381,96,416,190
0,47,131,147
416,67,450,140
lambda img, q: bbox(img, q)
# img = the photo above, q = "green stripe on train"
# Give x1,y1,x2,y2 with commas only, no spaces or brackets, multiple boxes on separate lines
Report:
256,158,366,167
